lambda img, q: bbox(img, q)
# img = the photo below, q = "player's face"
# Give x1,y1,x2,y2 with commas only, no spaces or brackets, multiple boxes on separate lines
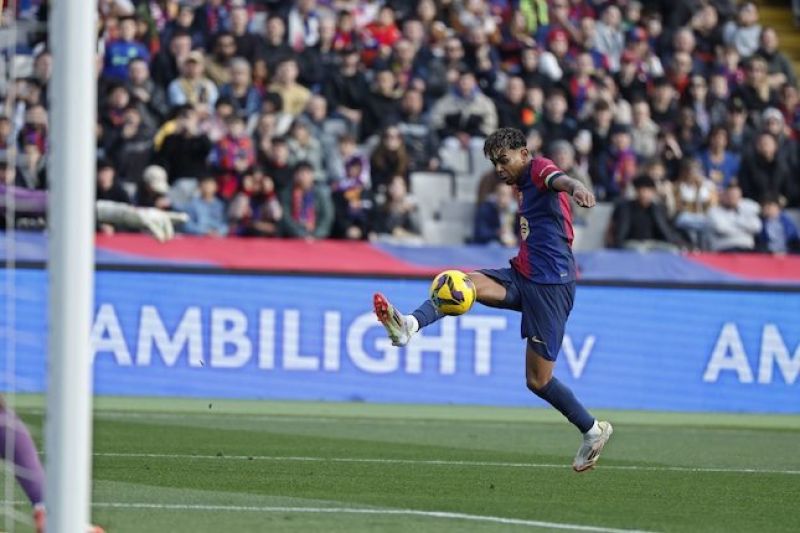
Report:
490,148,529,185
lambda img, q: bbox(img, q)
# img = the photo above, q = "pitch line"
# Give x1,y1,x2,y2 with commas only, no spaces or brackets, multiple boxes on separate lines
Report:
94,452,800,476
0,500,654,532
98,502,659,532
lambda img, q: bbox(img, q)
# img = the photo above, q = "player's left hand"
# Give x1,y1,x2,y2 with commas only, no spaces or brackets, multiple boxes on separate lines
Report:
573,186,596,208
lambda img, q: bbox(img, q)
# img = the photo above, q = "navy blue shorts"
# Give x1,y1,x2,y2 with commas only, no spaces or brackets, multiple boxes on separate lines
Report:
478,267,575,361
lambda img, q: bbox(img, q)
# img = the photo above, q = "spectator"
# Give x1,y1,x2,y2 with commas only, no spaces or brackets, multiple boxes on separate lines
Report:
756,27,797,89
151,29,192,89
229,3,262,63
610,175,684,251
330,133,369,186
371,175,421,242
126,58,169,125
671,158,718,250
160,3,205,50
229,170,283,238
708,182,762,252
397,88,437,172
362,5,402,67
726,98,755,154
630,99,659,161
734,56,779,115
299,15,339,90
287,118,326,182
738,131,796,206
95,159,130,204
596,123,637,201
103,15,149,82
205,32,238,87
268,58,312,117
698,126,741,190
723,2,762,59
649,77,679,131
473,181,517,246
535,87,577,144
323,47,370,129
211,115,256,201
595,5,624,71
332,155,373,240
135,165,172,211
106,104,153,189
219,57,261,119
167,50,219,113
370,126,410,194
429,70,498,144
155,105,212,188
756,194,800,254
260,15,295,74
287,0,323,52
280,161,334,239
496,76,532,131
549,139,592,223
261,137,294,194
180,175,228,237
360,69,402,141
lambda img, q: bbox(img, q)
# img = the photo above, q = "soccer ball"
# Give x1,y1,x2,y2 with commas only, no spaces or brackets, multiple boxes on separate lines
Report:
430,270,477,316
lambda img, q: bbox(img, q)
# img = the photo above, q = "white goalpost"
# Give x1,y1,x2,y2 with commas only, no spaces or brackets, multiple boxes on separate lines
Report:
45,1,98,532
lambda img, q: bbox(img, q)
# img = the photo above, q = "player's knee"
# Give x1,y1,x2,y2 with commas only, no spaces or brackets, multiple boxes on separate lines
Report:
526,374,551,393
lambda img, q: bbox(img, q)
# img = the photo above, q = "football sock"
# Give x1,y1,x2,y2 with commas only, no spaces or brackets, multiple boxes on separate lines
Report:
411,299,443,330
0,406,45,505
532,377,595,434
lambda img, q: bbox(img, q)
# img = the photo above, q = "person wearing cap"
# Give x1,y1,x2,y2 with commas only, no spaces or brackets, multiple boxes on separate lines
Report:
610,175,683,251
136,165,172,210
166,49,219,111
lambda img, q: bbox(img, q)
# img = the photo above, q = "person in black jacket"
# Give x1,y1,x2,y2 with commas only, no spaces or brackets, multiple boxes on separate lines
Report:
610,176,685,251
155,105,212,184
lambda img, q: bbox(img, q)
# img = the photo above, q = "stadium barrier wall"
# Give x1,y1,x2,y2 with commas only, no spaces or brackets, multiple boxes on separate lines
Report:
1,268,798,413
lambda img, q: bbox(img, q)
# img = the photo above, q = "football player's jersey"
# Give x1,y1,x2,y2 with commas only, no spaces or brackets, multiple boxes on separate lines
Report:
510,156,576,284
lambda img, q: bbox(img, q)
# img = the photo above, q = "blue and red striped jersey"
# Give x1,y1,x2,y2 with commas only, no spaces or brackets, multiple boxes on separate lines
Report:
510,157,576,284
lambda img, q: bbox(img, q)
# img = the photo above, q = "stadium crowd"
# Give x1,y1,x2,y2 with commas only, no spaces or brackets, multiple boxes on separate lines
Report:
1,0,800,253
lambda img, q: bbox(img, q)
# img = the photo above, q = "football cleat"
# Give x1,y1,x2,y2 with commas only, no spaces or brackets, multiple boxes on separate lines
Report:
373,293,413,347
572,420,613,473
33,505,106,533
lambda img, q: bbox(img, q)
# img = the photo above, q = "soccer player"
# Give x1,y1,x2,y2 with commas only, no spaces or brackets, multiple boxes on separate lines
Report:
0,398,105,532
373,127,613,472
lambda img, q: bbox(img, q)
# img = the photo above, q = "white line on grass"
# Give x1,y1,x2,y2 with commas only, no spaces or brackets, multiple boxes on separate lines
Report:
96,502,658,533
0,499,653,532
94,452,800,476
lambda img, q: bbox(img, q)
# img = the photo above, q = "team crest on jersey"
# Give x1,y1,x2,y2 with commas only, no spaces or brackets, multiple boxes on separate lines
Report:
520,216,530,240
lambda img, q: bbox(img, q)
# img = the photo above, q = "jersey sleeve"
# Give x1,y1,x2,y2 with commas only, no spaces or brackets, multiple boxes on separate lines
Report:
530,157,566,191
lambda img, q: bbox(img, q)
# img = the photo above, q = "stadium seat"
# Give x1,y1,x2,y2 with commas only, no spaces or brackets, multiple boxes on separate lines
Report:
409,171,453,218
454,174,481,202
572,202,614,251
786,208,800,230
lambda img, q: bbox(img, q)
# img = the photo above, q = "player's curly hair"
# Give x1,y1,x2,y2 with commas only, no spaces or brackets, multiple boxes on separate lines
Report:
483,128,527,161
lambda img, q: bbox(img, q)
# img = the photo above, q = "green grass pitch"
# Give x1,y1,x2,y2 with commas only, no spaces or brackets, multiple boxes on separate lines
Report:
6,396,799,532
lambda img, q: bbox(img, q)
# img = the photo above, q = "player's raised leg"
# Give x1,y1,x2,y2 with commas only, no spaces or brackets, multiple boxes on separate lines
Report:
525,345,612,472
373,271,511,346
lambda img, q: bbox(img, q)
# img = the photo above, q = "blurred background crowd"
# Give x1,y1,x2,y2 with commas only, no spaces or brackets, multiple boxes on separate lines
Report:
1,0,799,254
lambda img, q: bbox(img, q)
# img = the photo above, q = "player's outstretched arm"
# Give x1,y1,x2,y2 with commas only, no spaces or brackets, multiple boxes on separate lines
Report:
550,175,596,208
